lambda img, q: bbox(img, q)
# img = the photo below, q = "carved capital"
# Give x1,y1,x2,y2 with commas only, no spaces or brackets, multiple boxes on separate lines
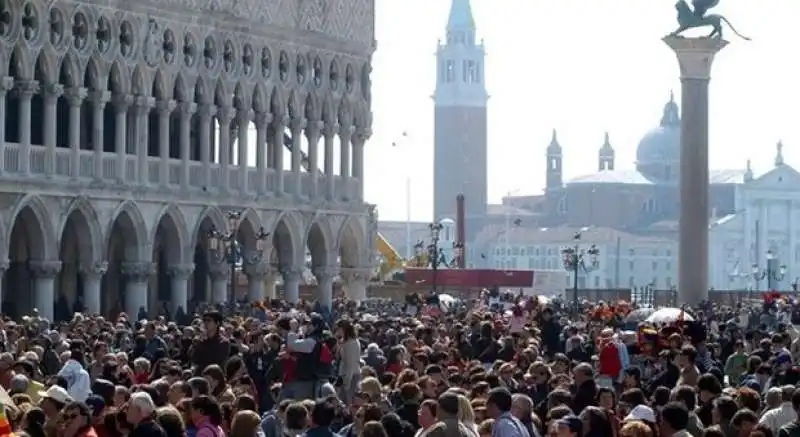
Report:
323,122,339,138
354,127,372,143
65,87,88,107
156,99,177,115
0,259,9,272
112,94,134,112
217,106,236,124
178,101,197,115
133,96,156,115
168,263,195,280
43,83,64,101
16,80,39,97
313,266,339,281
273,114,290,129
340,267,372,284
0,76,13,94
290,117,307,134
244,261,269,278
338,124,355,139
89,90,111,106
236,109,254,124
80,261,108,278
254,111,273,127
282,267,304,282
30,260,62,278
305,120,324,138
662,36,728,80
198,103,217,118
121,262,155,282
208,262,231,280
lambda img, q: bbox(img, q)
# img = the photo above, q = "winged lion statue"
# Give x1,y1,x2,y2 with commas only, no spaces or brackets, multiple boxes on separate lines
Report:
668,0,750,40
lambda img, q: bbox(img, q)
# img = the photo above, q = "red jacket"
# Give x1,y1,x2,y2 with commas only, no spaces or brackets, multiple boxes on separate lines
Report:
598,341,622,379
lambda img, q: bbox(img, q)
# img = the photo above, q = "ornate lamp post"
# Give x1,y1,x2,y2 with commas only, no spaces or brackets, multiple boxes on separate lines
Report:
413,221,450,295
207,211,270,302
752,249,786,293
561,231,599,313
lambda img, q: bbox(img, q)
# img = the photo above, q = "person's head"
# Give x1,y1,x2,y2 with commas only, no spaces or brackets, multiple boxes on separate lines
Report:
189,395,222,427
596,387,616,411
697,374,722,403
764,388,782,410
619,420,653,437
229,410,261,437
731,409,759,437
187,376,211,398
670,385,696,411
361,421,388,437
748,424,775,437
126,392,156,426
336,320,357,341
57,402,92,437
38,385,71,417
418,399,438,429
711,396,737,425
658,402,689,436
511,394,533,422
201,365,226,393
555,415,582,437
679,345,697,368
572,363,593,384
310,397,336,428
437,392,461,420
478,419,495,437
486,387,512,419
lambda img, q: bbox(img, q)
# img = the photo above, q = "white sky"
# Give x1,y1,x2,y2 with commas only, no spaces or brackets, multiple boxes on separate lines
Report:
360,0,800,222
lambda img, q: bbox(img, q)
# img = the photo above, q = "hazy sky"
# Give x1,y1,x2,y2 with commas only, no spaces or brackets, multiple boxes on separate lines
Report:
362,1,800,222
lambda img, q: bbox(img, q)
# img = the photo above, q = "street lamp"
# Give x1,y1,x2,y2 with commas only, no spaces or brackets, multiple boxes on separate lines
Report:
413,221,458,296
752,249,786,292
561,231,600,313
207,211,271,302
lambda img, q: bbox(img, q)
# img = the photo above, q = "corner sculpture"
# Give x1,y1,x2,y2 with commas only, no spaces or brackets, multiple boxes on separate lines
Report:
668,0,750,40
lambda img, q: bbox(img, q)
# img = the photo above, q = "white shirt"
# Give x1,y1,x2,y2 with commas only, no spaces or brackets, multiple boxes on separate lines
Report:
759,402,797,434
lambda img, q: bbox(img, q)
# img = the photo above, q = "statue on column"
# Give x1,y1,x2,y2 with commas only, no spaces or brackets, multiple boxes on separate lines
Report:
668,0,750,40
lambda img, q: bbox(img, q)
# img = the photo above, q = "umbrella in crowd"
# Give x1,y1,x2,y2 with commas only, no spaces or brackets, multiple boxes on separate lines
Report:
645,307,695,324
624,307,656,324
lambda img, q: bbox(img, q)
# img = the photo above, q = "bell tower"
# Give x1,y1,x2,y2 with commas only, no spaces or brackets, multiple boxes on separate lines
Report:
433,0,488,228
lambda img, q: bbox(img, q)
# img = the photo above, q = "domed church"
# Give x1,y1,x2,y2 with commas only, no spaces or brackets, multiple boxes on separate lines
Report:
507,93,747,233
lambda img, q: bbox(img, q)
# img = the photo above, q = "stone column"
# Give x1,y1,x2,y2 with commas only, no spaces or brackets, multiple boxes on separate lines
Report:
282,267,302,303
80,261,107,314
323,122,337,201
121,262,153,318
271,115,289,195
90,91,110,180
255,112,271,195
236,109,252,194
264,267,277,300
663,36,728,305
0,77,13,175
0,260,8,311
133,96,154,185
17,80,39,176
351,128,370,201
341,268,370,303
168,263,194,315
208,262,231,304
244,259,268,302
157,99,176,188
338,124,353,199
198,104,216,189
113,94,132,183
43,83,63,177
30,260,61,321
66,87,87,179
179,101,196,190
217,106,235,193
313,266,338,309
290,117,306,197
306,120,322,198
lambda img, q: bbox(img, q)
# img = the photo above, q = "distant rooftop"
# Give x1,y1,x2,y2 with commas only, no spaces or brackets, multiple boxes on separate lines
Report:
472,225,672,248
567,168,747,185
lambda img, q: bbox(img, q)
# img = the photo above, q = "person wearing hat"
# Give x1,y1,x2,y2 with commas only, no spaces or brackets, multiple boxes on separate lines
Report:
39,385,73,437
190,311,230,376
12,359,44,403
279,313,333,401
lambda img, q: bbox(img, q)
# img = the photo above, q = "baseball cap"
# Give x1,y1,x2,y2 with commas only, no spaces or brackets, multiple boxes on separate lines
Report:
624,405,657,424
556,416,583,435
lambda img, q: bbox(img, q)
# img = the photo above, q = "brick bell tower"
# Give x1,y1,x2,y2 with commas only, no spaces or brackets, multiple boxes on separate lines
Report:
433,0,488,237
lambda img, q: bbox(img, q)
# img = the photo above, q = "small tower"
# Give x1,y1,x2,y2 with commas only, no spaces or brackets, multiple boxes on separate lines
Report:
743,159,753,182
775,141,785,167
546,129,563,191
599,132,615,171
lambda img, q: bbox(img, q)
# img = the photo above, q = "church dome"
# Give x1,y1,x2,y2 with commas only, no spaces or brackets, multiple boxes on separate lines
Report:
636,93,680,174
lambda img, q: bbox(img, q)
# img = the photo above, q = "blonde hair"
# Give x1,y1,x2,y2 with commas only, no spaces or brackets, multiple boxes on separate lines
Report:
457,395,476,424
360,377,382,398
230,410,261,437
620,421,653,437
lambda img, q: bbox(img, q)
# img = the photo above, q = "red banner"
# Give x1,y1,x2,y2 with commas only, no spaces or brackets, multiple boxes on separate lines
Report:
404,268,534,288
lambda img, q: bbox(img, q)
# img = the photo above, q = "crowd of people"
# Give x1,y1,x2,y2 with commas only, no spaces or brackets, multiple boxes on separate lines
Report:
0,291,798,437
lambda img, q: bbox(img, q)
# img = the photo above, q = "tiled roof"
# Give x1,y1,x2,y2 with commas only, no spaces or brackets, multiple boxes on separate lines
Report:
472,225,671,248
568,170,654,185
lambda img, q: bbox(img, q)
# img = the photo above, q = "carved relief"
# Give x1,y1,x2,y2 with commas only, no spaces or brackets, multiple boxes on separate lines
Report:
0,0,12,39
242,43,254,76
183,32,197,68
329,60,338,91
223,39,235,74
203,35,216,69
260,47,272,79
21,2,39,42
143,18,163,66
295,54,306,85
71,11,88,51
278,51,289,82
163,28,176,64
48,7,64,46
119,20,135,59
96,16,112,53
345,64,354,93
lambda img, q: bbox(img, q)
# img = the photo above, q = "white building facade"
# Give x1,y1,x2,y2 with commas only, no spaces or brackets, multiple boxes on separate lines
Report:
709,157,800,291
481,227,677,291
0,0,377,320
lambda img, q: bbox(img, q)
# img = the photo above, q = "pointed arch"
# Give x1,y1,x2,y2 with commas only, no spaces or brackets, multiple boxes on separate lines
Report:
236,208,263,252
337,99,352,126
305,213,332,268
7,194,57,261
336,215,364,268
269,86,285,116
105,200,149,261
173,73,189,101
270,211,300,267
252,83,267,113
194,75,210,104
58,52,81,88
213,78,230,106
84,55,104,90
305,93,320,121
233,81,249,109
151,203,189,265
321,95,336,124
131,64,150,96
9,43,32,79
190,206,228,249
151,69,169,100
287,89,304,119
108,60,129,94
34,50,55,84
59,196,103,264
